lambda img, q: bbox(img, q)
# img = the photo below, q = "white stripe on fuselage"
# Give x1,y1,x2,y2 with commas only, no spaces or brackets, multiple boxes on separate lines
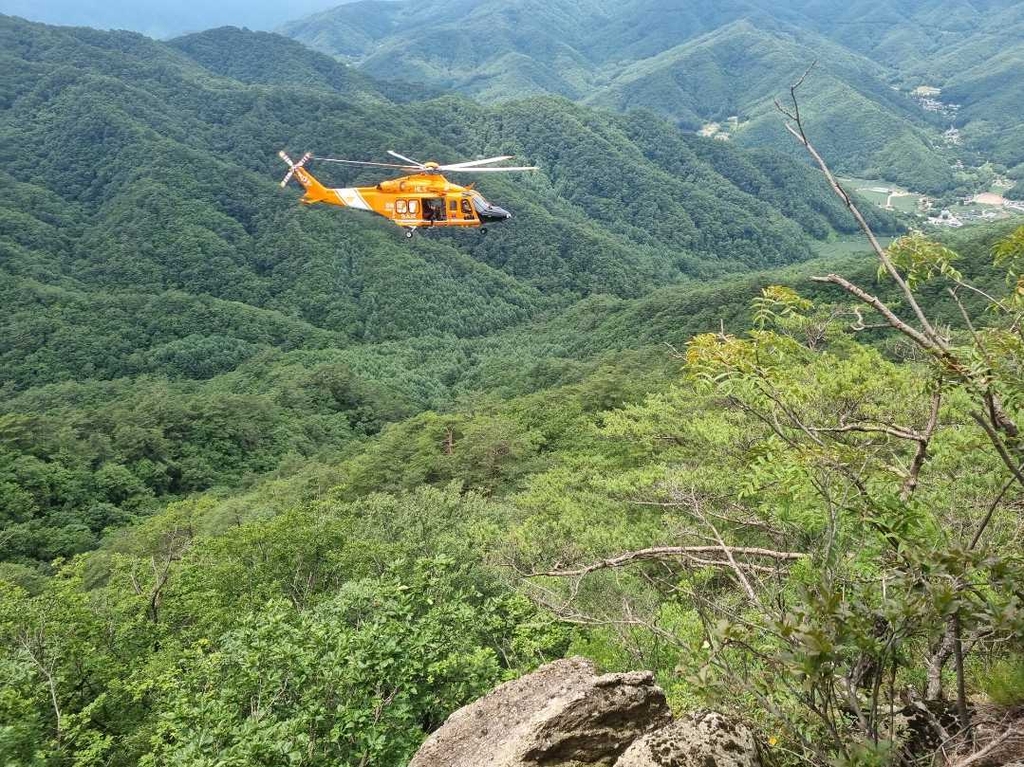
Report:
335,188,371,210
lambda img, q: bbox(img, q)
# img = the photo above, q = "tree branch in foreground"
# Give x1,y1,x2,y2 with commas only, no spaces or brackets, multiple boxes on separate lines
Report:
778,66,1023,493
525,545,806,579
775,68,948,352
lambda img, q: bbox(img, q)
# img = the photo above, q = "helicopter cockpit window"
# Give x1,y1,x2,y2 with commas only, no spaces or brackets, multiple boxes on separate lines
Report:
461,199,474,217
471,194,490,214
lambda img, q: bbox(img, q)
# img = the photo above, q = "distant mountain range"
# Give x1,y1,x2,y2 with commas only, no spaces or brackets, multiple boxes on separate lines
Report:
281,0,1024,193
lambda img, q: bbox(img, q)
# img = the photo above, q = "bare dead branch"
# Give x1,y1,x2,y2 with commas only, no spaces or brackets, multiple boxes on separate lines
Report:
901,390,942,501
808,422,925,442
970,475,1018,551
626,497,780,533
526,545,806,579
810,274,941,354
773,60,817,124
948,287,986,351
753,380,826,447
949,722,1024,767
950,277,1012,315
19,634,62,738
688,491,760,603
775,68,947,351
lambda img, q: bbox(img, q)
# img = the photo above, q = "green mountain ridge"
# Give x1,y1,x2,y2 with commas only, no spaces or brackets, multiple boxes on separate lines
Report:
0,15,893,563
4,10,1024,767
584,19,956,190
0,0,349,38
281,0,1024,192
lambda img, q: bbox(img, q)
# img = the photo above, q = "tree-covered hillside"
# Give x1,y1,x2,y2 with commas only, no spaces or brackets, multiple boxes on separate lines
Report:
3,10,1024,767
282,0,1024,192
801,0,1024,180
779,0,1022,76
0,0,347,38
168,26,391,96
587,20,956,192
0,16,898,564
4,218,1023,765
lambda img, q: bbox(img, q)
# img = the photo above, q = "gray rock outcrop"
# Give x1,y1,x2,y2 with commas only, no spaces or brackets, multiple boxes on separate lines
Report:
409,657,672,767
614,709,762,767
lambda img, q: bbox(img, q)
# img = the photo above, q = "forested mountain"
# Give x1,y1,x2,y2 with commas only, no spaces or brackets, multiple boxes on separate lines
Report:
5,208,1024,764
793,0,1024,175
0,15,894,563
779,0,1022,75
168,26,392,96
281,0,604,99
282,0,1024,191
586,21,956,192
4,7,1024,767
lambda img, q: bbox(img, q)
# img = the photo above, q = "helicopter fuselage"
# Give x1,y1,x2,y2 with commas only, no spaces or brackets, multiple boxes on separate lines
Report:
295,169,512,232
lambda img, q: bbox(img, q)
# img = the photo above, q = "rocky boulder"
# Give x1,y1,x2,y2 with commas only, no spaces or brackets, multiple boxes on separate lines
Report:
615,709,761,767
409,657,672,767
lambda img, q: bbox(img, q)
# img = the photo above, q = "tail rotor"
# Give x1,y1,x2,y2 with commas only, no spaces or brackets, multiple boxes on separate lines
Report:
279,150,313,187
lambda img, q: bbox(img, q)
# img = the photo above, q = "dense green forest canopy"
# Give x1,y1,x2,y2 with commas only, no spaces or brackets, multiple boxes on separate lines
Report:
282,0,1024,194
3,219,1023,765
0,16,901,565
2,10,1024,767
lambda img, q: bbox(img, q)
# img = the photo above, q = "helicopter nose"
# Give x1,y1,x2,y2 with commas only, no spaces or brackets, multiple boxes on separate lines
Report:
479,205,512,223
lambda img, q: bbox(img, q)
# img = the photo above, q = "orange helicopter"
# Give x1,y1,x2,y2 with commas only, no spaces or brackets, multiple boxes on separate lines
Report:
278,150,537,238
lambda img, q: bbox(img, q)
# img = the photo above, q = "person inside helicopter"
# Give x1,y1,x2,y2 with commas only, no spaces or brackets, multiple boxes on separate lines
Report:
423,197,445,224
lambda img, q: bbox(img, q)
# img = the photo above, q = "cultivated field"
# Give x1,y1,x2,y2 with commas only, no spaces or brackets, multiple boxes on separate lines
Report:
839,177,925,213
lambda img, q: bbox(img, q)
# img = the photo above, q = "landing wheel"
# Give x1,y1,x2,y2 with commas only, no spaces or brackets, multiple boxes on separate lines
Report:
480,227,487,236
405,228,415,239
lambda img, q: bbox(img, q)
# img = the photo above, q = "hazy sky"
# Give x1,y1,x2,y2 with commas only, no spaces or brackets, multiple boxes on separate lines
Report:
0,0,350,38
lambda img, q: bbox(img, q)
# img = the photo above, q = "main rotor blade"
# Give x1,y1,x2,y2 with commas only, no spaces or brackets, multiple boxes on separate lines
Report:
387,150,425,168
438,155,514,170
443,166,539,173
314,157,419,170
